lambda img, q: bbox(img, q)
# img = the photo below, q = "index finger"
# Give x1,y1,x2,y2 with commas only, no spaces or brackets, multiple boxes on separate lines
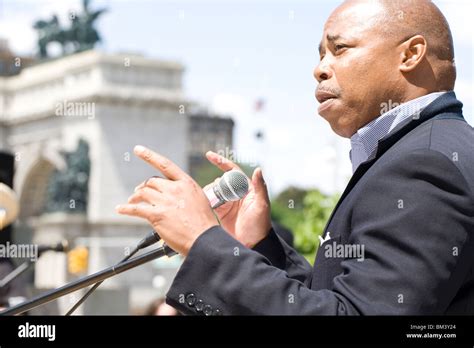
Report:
134,145,187,181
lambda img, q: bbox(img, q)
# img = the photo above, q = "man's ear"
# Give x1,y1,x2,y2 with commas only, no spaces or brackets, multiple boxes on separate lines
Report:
399,35,427,73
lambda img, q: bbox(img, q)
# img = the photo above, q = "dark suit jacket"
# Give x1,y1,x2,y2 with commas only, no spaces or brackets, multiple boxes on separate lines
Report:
166,92,474,315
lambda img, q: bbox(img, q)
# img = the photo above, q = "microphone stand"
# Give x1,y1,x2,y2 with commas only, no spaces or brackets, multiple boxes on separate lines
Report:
0,260,33,289
0,245,176,316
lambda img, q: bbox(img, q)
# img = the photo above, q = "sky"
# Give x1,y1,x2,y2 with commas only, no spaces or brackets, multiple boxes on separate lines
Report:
1,0,473,196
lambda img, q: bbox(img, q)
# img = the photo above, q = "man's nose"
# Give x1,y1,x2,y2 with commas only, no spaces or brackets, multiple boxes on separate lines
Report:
314,61,333,82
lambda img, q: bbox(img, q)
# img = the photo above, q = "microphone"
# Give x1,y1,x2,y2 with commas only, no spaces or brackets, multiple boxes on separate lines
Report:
37,240,69,256
204,170,250,209
137,170,250,249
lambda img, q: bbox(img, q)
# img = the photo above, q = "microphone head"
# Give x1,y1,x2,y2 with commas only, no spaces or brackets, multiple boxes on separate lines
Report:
217,170,249,202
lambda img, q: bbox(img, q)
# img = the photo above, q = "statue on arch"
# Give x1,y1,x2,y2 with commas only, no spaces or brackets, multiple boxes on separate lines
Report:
45,139,91,214
33,0,107,59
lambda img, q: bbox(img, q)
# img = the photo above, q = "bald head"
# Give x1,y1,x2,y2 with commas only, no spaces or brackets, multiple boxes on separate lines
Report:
341,0,456,89
378,0,455,88
377,0,454,59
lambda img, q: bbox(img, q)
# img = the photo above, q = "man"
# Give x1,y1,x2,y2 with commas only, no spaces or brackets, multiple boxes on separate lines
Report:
116,0,474,315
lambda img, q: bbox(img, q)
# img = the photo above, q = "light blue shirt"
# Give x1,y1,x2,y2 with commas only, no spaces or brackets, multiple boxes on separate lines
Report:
350,92,446,173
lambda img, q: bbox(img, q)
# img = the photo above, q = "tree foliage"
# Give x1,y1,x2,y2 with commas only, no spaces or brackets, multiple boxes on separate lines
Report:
272,187,339,264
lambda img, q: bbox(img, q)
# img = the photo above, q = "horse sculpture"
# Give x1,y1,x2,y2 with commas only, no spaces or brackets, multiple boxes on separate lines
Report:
33,0,107,59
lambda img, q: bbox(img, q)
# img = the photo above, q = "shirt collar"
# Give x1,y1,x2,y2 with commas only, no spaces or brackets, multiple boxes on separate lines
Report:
349,91,447,173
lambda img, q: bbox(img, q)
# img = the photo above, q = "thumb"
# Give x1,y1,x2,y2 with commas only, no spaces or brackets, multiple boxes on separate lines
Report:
252,167,270,203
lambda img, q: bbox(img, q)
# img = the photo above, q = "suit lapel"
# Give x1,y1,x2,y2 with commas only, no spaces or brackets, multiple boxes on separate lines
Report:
320,92,463,238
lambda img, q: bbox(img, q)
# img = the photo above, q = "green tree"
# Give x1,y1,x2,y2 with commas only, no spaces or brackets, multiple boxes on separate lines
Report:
272,187,339,264
192,160,255,188
294,190,339,262
271,186,307,236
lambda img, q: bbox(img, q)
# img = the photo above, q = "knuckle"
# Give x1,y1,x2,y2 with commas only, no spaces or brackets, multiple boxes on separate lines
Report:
146,178,158,189
135,189,144,199
143,149,153,161
160,158,171,171
150,211,163,227
217,156,229,165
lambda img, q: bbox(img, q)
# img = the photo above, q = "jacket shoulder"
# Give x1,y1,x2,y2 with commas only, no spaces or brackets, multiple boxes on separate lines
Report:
391,116,474,194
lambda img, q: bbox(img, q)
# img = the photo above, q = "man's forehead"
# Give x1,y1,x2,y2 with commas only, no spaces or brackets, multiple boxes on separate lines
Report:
324,0,385,34
318,1,385,52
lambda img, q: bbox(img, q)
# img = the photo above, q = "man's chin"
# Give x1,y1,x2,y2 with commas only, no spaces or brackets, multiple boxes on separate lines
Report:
317,104,339,124
318,108,355,138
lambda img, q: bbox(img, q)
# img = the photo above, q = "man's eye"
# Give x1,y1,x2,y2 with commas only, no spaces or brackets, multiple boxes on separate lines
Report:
334,44,347,52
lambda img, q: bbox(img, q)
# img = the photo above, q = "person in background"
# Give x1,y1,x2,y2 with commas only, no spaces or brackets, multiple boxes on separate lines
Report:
144,298,179,316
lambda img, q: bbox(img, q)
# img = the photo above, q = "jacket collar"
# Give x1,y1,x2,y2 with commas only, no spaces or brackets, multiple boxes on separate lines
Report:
323,91,464,234
374,91,463,160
